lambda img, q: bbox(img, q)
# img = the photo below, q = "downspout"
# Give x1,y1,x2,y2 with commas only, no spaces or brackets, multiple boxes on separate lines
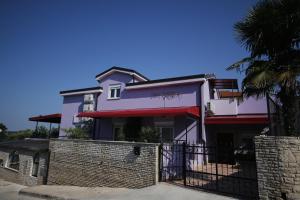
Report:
92,93,100,140
197,84,204,143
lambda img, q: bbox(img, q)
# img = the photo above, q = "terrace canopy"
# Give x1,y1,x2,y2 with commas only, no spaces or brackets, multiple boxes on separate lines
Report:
204,115,269,125
78,106,200,118
29,113,61,138
29,113,61,124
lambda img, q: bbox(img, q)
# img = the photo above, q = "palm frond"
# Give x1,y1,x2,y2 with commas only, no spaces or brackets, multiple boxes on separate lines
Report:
226,57,253,71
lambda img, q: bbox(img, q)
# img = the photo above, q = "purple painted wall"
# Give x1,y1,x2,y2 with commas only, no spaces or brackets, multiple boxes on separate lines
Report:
174,116,198,143
238,97,268,114
59,95,84,136
97,72,201,111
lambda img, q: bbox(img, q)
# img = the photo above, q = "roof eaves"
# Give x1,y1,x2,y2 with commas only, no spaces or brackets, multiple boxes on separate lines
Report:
126,74,206,87
59,86,103,95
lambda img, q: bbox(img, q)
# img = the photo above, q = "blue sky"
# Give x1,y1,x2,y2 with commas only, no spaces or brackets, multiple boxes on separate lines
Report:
0,0,257,131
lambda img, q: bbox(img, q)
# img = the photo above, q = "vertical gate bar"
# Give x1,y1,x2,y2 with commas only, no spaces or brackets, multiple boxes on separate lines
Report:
201,145,204,188
183,142,186,186
215,146,219,191
197,145,199,187
168,144,170,181
192,143,195,186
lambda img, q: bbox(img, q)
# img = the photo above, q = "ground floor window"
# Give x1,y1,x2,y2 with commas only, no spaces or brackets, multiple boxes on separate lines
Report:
7,151,19,170
114,125,125,141
156,127,174,143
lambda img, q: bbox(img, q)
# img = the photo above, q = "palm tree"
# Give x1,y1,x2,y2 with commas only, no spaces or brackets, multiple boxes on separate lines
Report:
227,0,300,135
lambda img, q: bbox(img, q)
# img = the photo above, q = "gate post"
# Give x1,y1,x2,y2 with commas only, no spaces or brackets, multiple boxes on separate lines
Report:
182,142,186,186
158,143,163,182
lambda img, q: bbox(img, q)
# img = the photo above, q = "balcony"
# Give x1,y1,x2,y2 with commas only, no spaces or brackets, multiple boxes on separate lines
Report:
207,97,268,116
207,99,238,116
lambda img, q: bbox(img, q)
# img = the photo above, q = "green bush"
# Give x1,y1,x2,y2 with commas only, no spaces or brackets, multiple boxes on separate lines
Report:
31,126,48,138
7,129,33,140
64,127,90,139
63,120,93,139
50,128,59,138
138,126,160,143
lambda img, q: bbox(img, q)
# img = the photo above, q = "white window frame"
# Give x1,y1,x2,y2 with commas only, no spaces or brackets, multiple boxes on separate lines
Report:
108,84,121,100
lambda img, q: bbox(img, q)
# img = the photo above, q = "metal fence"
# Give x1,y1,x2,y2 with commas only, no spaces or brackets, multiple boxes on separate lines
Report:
160,142,258,199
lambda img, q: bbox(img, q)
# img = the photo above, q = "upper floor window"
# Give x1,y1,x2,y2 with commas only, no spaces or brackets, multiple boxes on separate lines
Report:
7,151,19,171
108,84,121,99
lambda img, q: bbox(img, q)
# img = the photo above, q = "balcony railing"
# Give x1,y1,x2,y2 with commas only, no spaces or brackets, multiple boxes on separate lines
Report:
208,99,238,115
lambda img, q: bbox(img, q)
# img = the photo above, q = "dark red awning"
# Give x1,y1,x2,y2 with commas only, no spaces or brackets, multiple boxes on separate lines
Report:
78,106,200,118
29,113,61,123
205,115,269,125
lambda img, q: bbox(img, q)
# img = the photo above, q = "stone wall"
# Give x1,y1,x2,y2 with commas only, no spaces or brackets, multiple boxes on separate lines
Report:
0,149,48,186
47,139,159,188
255,136,300,199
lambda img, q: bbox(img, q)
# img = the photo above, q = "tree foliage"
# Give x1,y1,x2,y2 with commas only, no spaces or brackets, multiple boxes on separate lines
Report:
228,0,300,135
0,123,8,142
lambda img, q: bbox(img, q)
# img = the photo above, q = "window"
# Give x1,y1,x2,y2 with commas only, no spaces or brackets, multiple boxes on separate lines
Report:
7,151,19,170
31,153,39,177
108,85,121,99
156,127,174,143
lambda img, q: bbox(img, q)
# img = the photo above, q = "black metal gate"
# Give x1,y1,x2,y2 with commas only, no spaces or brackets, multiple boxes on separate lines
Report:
159,142,258,199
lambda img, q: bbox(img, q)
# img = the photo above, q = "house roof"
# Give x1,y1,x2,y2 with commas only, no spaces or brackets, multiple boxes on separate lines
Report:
78,106,200,118
29,113,62,123
126,74,206,89
60,86,103,96
0,139,49,151
95,66,149,81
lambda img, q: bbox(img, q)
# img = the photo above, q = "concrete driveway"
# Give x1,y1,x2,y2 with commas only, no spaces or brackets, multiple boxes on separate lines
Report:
0,179,238,200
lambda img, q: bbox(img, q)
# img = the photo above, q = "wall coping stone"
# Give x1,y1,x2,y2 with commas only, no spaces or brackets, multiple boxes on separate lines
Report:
50,138,160,146
255,135,300,140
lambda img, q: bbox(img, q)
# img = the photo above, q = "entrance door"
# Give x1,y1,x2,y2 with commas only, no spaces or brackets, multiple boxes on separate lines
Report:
217,133,234,164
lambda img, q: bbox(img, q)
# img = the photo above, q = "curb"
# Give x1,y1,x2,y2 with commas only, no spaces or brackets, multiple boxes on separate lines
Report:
19,189,77,200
